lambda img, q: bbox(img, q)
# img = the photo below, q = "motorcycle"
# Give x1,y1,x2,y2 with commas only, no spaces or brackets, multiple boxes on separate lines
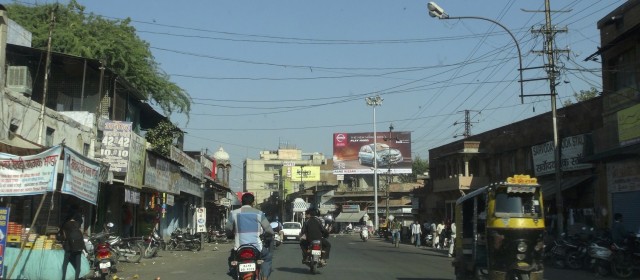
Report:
424,233,433,247
166,228,202,251
86,223,118,280
304,240,326,274
141,228,163,258
229,233,272,280
587,237,613,276
610,236,640,279
360,228,369,242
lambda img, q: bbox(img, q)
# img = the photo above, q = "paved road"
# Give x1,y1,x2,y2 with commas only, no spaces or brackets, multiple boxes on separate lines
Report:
109,234,620,280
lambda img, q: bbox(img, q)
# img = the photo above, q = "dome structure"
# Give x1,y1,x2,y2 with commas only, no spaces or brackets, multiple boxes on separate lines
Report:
213,147,229,161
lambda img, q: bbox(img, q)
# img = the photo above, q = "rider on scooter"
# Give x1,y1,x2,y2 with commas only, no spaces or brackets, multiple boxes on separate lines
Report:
299,208,331,266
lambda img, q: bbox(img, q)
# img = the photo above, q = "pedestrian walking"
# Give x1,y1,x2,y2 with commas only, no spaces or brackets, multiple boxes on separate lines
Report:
436,221,445,249
448,222,456,257
60,212,86,280
411,220,421,247
431,222,438,248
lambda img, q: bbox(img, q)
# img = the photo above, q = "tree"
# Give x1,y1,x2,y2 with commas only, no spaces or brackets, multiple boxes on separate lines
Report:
400,156,429,183
562,87,599,107
6,1,191,117
145,120,182,156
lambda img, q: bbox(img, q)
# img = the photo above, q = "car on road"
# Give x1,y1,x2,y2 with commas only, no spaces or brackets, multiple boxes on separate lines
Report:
281,222,302,242
358,143,403,167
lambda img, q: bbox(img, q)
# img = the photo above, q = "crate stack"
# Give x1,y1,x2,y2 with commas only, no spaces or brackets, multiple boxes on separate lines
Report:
7,222,22,245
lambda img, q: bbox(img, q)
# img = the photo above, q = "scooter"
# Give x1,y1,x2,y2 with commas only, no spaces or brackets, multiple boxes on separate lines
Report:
360,228,369,242
424,233,433,247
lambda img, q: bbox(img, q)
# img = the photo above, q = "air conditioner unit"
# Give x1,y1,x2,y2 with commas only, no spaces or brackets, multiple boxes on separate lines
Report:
6,66,33,96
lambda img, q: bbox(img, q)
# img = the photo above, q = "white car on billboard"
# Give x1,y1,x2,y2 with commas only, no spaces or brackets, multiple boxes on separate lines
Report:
358,143,403,167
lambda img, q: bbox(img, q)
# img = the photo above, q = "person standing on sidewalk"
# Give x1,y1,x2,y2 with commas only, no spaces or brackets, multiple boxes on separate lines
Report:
448,222,456,257
411,220,422,247
226,193,274,280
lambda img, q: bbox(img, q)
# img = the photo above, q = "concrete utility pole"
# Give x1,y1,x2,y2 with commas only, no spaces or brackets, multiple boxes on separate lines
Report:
529,0,570,236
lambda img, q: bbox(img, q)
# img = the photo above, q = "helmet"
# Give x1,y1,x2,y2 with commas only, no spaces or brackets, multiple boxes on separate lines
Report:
305,208,319,216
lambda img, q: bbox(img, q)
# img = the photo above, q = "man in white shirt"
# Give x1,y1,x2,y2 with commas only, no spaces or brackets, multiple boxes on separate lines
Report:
410,220,422,247
448,222,457,257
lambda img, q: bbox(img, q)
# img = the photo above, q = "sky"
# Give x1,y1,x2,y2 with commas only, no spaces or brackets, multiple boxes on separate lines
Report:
15,0,624,191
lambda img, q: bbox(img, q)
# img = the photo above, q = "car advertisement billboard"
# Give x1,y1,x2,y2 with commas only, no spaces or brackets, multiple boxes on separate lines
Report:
333,131,412,175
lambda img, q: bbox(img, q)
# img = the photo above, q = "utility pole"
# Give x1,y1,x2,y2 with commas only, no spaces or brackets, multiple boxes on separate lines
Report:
384,124,398,220
453,110,480,139
527,0,570,236
36,5,57,145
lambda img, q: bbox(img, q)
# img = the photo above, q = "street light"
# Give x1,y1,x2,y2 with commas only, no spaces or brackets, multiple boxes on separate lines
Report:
428,2,565,235
427,2,524,101
366,95,383,231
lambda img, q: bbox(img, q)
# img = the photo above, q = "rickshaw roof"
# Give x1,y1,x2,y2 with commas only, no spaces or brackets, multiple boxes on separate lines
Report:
456,176,540,206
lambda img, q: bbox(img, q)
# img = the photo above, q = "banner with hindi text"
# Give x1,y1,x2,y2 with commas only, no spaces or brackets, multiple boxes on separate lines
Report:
62,147,101,205
0,145,61,196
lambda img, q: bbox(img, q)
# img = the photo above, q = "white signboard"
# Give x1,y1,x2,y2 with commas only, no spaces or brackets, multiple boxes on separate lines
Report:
195,207,206,233
607,159,640,193
0,145,61,196
531,134,594,176
62,147,101,205
165,194,175,206
100,121,132,173
124,188,140,205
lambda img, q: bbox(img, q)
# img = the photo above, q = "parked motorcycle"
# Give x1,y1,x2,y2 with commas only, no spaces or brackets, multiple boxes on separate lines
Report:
587,237,613,276
304,240,326,274
141,228,163,258
360,228,369,242
166,228,202,251
86,223,118,280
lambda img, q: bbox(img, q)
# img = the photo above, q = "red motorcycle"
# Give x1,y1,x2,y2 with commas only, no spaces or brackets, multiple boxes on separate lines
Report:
304,240,326,274
86,223,118,280
230,244,264,280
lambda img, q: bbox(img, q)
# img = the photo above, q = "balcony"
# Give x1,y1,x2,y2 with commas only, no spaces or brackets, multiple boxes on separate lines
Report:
433,175,490,193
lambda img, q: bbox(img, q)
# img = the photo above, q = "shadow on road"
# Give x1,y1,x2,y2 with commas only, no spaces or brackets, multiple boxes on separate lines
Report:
276,266,316,274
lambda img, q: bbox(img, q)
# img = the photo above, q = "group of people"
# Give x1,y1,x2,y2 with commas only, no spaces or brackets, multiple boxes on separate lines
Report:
225,193,331,280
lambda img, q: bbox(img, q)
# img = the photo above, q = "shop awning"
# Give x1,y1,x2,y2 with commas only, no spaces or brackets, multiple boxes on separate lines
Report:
335,211,367,223
541,175,594,198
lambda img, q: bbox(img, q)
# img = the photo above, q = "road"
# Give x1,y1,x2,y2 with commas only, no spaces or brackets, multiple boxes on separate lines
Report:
111,234,614,280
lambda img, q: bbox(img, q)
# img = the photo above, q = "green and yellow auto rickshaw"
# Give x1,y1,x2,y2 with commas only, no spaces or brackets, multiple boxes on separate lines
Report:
452,174,545,280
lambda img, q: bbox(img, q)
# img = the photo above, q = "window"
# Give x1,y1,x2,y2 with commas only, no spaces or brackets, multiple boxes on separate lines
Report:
83,143,90,156
612,49,637,91
494,190,541,218
45,127,55,147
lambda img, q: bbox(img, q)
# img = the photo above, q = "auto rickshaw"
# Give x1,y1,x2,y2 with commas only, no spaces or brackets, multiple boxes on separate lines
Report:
452,174,545,280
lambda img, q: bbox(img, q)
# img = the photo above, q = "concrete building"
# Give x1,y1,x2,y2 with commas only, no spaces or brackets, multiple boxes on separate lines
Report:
585,0,640,232
426,97,603,231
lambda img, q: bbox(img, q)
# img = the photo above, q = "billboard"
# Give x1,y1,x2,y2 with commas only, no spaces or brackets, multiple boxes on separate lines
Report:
333,131,412,175
289,165,321,181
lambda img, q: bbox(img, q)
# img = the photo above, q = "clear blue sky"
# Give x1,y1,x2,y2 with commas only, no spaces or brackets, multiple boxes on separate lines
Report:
20,0,623,191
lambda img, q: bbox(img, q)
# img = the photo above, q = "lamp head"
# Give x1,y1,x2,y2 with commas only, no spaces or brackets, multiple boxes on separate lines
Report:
427,2,447,19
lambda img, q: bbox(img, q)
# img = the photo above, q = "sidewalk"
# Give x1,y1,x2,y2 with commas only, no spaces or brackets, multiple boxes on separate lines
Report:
108,241,234,280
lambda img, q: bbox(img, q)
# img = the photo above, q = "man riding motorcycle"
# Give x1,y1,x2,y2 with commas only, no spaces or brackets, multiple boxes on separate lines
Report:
299,208,332,266
226,193,275,280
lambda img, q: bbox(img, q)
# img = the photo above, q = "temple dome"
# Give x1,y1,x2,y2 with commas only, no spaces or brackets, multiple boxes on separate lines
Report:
213,147,229,161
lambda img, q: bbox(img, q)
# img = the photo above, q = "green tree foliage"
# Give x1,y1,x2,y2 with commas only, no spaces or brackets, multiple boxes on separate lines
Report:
145,120,181,156
6,1,191,117
400,156,429,183
562,87,599,107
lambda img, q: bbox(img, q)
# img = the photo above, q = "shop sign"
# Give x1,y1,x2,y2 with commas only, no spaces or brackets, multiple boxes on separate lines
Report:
62,147,101,205
100,121,132,173
144,153,179,194
125,188,140,205
0,207,9,277
0,145,61,196
165,194,175,206
124,133,146,189
195,207,206,233
531,133,594,176
342,205,360,213
607,159,640,193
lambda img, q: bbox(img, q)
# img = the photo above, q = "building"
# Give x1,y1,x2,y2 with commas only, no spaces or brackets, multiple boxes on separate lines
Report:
427,97,603,231
243,145,329,219
586,0,640,232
